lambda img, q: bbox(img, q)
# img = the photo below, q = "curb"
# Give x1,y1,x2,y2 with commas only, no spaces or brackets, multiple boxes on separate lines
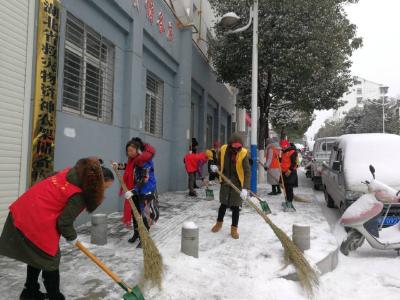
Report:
282,246,339,281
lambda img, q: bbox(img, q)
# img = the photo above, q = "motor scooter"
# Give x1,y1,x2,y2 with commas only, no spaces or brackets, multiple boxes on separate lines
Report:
340,165,400,255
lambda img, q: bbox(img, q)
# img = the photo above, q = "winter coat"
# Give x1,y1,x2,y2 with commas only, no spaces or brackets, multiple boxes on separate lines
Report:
265,143,281,185
133,160,156,195
121,143,156,226
281,146,298,187
184,152,207,173
0,168,86,271
219,145,251,207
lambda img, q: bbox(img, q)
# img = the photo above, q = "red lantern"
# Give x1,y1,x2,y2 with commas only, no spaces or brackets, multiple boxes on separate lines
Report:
167,21,174,41
157,12,165,33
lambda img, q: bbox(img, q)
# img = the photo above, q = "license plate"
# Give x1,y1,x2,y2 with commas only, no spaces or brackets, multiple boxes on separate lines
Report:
378,216,400,226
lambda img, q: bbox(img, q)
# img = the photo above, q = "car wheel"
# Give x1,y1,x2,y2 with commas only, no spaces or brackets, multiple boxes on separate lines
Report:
324,189,335,208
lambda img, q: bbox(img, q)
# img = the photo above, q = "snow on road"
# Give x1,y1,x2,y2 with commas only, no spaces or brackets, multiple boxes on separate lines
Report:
1,169,400,299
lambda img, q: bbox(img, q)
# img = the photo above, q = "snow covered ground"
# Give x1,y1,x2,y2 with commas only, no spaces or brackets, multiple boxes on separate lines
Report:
1,169,400,299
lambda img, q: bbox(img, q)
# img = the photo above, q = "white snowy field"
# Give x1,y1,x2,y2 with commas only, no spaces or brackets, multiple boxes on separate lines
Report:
1,169,400,299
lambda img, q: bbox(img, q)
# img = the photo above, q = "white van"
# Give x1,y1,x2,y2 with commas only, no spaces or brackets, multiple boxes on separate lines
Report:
322,133,400,226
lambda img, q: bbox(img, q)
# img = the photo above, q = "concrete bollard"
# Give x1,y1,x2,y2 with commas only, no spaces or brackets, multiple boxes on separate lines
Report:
292,224,310,252
181,221,199,258
91,214,107,245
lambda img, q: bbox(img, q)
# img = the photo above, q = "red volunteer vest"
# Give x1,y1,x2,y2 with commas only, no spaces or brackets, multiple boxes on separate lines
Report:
10,168,82,256
266,146,280,169
281,149,296,173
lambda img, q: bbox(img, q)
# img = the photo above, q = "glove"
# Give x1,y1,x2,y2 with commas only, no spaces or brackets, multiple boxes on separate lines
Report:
263,163,268,171
210,165,219,173
67,237,78,246
125,191,134,199
240,189,248,200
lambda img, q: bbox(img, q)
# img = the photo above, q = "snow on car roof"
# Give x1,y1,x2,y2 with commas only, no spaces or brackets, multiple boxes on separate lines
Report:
338,133,400,191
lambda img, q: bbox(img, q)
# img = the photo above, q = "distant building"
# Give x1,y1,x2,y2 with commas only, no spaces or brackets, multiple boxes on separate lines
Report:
332,76,389,121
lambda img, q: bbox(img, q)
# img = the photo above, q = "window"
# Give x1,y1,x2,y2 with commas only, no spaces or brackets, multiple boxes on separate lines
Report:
63,13,115,123
190,103,195,139
145,71,164,136
356,88,362,95
220,124,226,144
356,97,363,104
206,115,213,149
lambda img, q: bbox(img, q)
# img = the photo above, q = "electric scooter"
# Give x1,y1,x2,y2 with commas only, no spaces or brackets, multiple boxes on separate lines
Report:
340,165,400,255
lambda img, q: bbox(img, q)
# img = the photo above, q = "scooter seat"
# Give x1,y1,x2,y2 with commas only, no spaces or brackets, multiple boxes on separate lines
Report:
341,194,383,226
375,190,400,204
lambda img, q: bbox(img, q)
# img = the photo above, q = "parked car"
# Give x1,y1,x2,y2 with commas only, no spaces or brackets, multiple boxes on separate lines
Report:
321,133,400,226
310,137,337,190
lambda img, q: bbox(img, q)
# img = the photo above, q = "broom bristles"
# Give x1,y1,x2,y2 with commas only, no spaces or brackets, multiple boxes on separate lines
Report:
217,170,319,296
130,201,163,288
111,164,163,288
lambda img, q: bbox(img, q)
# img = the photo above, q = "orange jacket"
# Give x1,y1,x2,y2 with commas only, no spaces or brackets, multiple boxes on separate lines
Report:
281,149,297,173
266,144,280,169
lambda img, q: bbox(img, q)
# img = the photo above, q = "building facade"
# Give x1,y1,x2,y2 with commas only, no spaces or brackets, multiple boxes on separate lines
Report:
332,76,389,121
0,0,234,228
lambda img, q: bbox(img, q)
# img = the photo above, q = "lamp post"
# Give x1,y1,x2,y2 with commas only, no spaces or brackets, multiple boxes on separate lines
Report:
379,86,389,133
220,1,259,192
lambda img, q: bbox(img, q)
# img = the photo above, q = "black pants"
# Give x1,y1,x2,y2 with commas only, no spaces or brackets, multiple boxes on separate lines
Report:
284,184,294,202
217,204,240,227
208,161,217,181
272,185,281,193
188,172,196,193
132,195,150,234
25,265,64,299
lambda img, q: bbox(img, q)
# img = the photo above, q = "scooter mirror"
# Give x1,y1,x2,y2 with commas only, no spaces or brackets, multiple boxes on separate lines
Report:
369,165,375,179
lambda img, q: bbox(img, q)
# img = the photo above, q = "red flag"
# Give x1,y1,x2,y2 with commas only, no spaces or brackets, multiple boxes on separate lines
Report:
146,0,154,23
157,12,165,33
167,21,174,41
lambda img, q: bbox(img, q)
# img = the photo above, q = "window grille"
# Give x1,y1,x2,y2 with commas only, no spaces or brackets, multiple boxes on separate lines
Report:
62,13,114,123
145,71,164,136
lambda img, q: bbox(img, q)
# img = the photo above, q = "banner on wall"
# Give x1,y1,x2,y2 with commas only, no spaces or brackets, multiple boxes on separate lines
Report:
30,0,60,185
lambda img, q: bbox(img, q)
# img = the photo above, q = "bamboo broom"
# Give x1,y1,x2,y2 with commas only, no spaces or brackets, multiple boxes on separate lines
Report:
111,163,163,289
216,170,319,296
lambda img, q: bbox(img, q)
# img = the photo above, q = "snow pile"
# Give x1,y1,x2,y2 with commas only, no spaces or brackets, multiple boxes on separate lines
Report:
341,194,383,225
182,221,198,229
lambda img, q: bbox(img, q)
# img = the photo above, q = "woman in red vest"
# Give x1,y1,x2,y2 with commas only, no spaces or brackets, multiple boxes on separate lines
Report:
264,138,282,195
280,140,298,209
0,157,114,300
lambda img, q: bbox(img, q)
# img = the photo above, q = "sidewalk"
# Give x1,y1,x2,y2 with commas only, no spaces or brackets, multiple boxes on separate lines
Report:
0,180,338,299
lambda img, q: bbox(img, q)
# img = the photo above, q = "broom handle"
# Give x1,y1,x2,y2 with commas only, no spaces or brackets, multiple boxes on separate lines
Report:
75,241,131,292
111,163,141,219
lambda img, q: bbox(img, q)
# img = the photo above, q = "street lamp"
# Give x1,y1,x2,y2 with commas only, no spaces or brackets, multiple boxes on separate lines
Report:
220,1,259,192
379,86,389,133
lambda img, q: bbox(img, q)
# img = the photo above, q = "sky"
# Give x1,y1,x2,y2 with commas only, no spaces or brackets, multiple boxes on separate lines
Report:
305,0,400,140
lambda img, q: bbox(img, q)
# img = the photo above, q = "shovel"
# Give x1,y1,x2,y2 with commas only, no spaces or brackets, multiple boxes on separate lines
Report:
76,241,145,300
248,190,272,214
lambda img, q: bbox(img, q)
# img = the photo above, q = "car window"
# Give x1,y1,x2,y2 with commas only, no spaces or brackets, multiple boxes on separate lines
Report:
322,141,334,152
329,149,336,167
